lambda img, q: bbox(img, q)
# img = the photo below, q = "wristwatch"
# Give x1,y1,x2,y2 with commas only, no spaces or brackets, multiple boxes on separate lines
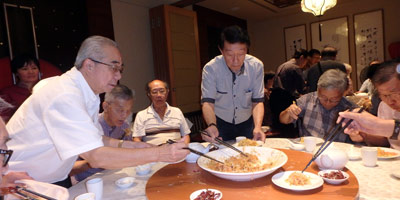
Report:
208,123,217,128
391,119,400,140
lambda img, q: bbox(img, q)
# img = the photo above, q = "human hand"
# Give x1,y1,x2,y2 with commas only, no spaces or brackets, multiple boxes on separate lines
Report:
337,109,391,136
252,127,265,142
286,104,301,120
1,171,33,188
201,125,219,143
158,138,189,163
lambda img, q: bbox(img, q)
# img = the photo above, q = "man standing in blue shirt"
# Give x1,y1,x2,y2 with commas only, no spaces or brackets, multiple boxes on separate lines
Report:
201,25,265,142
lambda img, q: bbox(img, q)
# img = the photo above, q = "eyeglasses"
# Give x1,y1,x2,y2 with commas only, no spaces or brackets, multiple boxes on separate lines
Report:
88,58,124,74
379,91,400,101
150,89,167,95
318,96,341,104
0,149,13,167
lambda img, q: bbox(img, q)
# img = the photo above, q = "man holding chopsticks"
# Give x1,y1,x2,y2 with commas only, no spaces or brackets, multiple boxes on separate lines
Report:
280,69,357,143
201,25,265,142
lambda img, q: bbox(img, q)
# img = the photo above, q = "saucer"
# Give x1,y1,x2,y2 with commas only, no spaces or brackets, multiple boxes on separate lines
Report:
115,177,135,189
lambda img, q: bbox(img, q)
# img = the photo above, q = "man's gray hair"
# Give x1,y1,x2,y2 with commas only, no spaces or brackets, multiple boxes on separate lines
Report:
317,69,349,93
0,97,13,113
74,35,118,69
104,84,135,103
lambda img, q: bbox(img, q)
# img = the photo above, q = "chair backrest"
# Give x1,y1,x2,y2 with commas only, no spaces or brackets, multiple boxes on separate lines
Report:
0,57,62,90
0,57,13,89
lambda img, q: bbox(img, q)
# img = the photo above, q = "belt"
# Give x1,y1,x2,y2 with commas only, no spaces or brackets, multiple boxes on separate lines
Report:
145,129,180,136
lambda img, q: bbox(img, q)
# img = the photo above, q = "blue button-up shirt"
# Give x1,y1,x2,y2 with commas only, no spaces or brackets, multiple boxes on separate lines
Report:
201,54,264,124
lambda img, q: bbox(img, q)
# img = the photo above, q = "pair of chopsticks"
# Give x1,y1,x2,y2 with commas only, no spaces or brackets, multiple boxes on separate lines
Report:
166,139,224,164
200,130,248,157
301,107,366,173
7,186,56,200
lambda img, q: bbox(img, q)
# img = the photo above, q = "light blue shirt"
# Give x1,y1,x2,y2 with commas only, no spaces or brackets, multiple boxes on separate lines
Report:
201,54,264,124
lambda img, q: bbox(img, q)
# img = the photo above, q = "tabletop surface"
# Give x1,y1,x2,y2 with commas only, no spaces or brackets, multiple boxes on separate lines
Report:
146,149,359,200
68,138,400,200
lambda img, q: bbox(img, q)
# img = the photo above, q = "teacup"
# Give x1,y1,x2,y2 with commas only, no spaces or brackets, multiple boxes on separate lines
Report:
315,146,348,170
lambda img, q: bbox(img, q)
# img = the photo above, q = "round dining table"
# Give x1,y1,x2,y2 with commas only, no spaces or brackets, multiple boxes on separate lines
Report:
67,138,400,200
146,149,359,200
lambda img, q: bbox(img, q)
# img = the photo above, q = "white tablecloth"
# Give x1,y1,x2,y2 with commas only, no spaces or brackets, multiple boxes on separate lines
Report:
68,138,400,200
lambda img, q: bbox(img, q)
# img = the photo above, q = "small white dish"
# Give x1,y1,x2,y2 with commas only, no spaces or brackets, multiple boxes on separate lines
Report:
75,193,95,200
115,177,135,189
348,152,361,160
136,164,152,175
289,142,305,151
189,189,222,200
318,170,349,185
392,170,400,179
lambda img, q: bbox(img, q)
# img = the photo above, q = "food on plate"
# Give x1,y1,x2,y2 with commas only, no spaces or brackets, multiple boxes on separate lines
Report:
285,172,310,186
377,148,398,157
237,139,258,146
194,189,221,200
207,153,274,173
321,170,345,179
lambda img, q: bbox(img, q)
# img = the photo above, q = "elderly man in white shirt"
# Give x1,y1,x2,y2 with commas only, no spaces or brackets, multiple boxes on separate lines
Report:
132,80,190,145
6,36,188,188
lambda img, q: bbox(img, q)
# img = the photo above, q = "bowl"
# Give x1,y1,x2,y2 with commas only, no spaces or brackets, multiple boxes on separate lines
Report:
197,147,288,181
235,136,246,143
75,193,95,200
115,177,135,189
189,189,222,200
136,164,152,175
261,126,270,133
318,170,349,185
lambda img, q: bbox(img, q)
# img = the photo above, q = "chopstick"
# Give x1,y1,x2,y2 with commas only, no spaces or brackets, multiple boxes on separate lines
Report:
301,107,365,173
200,130,248,157
166,139,224,164
16,186,57,200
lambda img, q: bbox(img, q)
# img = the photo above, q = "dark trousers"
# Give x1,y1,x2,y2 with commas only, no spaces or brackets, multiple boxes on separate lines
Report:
216,116,254,141
52,176,72,188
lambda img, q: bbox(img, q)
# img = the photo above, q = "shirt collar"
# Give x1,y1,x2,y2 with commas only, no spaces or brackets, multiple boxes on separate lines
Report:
148,102,171,116
70,67,99,104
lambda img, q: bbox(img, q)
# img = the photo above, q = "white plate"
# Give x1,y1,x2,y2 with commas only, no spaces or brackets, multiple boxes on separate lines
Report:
189,189,222,200
115,177,135,189
377,147,400,160
234,140,264,147
271,171,324,191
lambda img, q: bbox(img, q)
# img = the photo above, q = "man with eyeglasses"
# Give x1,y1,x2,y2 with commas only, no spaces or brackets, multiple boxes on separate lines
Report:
132,80,190,145
73,84,135,182
6,36,188,188
280,69,357,143
341,60,400,150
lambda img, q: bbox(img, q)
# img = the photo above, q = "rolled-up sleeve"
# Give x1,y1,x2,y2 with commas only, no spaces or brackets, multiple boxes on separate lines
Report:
201,65,217,104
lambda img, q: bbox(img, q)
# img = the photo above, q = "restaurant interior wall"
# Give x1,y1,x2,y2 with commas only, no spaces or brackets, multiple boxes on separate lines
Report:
248,0,400,89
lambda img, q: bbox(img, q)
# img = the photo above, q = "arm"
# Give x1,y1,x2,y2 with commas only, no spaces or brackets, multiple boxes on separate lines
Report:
279,104,301,124
338,110,395,137
252,102,265,141
133,137,142,142
79,139,188,169
183,134,190,144
202,102,218,142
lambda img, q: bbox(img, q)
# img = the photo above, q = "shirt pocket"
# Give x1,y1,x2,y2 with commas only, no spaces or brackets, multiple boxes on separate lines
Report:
241,90,252,108
216,80,228,94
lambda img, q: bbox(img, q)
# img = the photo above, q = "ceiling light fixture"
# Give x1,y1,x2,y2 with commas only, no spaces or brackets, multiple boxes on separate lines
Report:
301,0,337,41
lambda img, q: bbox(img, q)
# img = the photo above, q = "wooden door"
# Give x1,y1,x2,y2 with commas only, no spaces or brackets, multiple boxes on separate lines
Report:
150,5,201,113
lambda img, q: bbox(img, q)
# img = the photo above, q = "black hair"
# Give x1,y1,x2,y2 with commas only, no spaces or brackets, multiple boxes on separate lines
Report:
292,49,308,59
321,46,338,58
264,71,275,82
370,60,400,85
308,49,321,57
11,54,40,74
219,25,250,49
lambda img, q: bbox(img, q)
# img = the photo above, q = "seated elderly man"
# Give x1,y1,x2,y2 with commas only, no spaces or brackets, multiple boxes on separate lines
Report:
342,60,400,149
132,80,190,145
280,69,356,143
6,36,188,188
73,84,134,182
